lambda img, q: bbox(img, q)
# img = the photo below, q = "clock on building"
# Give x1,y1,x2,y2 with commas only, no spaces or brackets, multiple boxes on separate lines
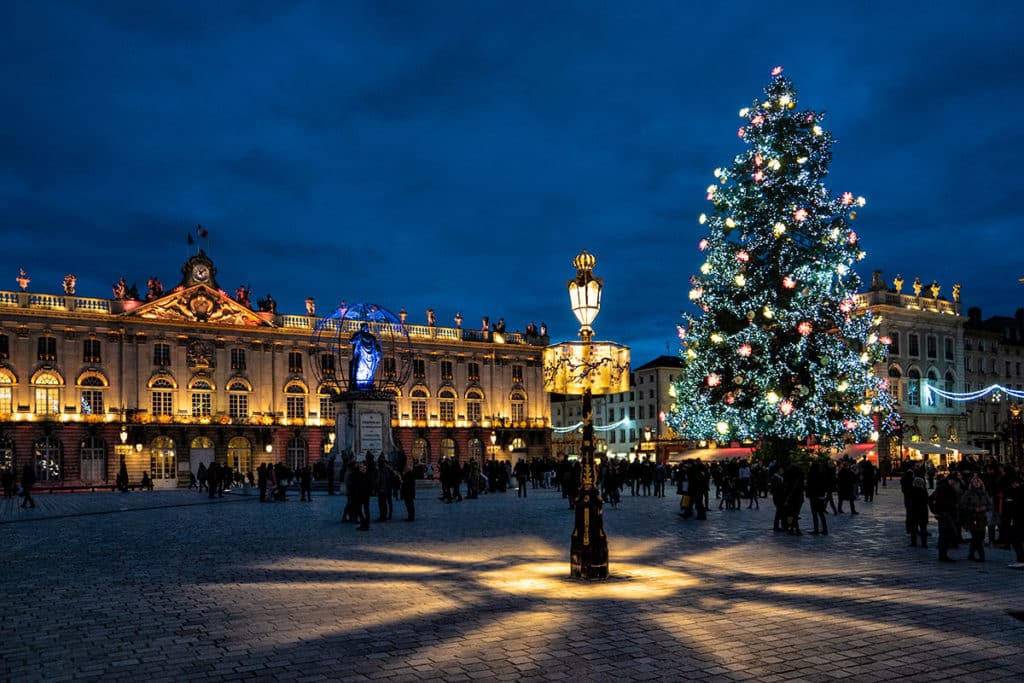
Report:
192,263,210,282
181,251,218,289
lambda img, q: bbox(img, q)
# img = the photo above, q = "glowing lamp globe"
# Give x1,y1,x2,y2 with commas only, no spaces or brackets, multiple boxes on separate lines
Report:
568,250,603,340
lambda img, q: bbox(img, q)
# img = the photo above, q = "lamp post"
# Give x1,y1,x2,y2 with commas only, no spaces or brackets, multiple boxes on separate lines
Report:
543,250,628,579
490,430,497,461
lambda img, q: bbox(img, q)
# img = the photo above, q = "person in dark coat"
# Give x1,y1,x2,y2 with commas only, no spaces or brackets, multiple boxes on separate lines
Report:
400,466,417,521
257,463,269,503
836,461,858,514
20,462,36,509
376,455,394,520
207,462,219,498
299,465,313,502
354,457,375,530
689,460,710,520
908,477,930,548
196,461,208,492
930,475,959,562
770,468,786,532
805,462,828,535
784,465,805,535
860,458,876,502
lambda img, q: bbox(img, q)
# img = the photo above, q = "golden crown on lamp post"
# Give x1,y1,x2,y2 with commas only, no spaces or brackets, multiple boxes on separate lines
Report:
568,249,603,342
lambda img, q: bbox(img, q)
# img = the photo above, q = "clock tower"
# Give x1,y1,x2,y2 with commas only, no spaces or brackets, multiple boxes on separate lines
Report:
182,250,219,289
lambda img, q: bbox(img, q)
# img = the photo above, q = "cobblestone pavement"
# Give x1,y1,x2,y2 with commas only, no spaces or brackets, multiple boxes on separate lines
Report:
2,482,1023,682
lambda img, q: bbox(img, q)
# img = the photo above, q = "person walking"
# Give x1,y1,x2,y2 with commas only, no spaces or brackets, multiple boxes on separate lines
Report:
299,465,313,502
19,462,36,509
784,465,805,536
196,461,207,492
960,474,992,562
376,455,394,521
514,458,530,498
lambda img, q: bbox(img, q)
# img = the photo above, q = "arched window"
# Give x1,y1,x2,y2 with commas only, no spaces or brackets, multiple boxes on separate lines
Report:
150,377,175,416
33,371,62,415
926,369,939,407
887,366,902,405
287,437,307,471
284,382,307,420
944,371,955,408
411,387,428,422
412,437,429,463
227,380,250,420
151,436,176,481
227,437,252,477
438,388,457,423
319,386,339,421
34,436,62,481
466,389,483,423
80,435,106,482
510,391,526,424
78,374,107,416
190,379,213,417
191,436,214,449
510,437,526,452
907,369,921,407
0,369,14,414
440,438,456,459
468,438,484,463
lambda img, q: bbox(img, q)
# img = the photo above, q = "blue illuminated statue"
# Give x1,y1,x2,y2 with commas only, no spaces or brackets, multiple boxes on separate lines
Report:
349,323,382,391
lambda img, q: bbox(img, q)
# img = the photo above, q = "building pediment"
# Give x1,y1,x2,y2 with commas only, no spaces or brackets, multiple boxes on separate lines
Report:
125,284,272,327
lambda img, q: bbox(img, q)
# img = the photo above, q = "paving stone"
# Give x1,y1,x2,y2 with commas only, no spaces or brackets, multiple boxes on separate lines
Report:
2,485,1022,681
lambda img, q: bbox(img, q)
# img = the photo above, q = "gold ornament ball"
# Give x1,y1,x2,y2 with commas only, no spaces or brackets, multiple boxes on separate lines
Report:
787,101,795,109
849,211,857,220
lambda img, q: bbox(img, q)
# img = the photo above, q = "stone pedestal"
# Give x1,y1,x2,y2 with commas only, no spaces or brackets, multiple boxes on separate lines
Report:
335,393,397,465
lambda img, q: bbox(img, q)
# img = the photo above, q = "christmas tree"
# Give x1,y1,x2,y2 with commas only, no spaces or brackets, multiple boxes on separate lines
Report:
668,67,893,461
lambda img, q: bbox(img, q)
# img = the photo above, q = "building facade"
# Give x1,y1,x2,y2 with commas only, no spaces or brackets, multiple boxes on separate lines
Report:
0,253,551,488
962,307,1024,459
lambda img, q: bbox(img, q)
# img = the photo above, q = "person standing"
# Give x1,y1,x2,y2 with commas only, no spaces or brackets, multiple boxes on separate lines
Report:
257,463,268,503
770,467,787,532
930,475,959,562
960,474,991,562
784,465,805,536
805,462,828,535
326,455,336,496
207,461,219,499
836,461,858,514
299,465,313,502
860,457,876,503
400,466,417,521
376,455,394,521
19,462,36,509
196,461,207,492
908,477,930,548
513,458,530,498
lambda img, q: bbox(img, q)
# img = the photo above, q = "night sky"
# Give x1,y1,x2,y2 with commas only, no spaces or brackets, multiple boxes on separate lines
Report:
3,2,1023,364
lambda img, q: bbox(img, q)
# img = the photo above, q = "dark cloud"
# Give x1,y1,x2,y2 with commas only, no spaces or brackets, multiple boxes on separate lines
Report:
3,1,1024,362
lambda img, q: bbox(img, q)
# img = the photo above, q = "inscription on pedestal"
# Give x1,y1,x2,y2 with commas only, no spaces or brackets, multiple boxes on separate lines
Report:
359,412,384,454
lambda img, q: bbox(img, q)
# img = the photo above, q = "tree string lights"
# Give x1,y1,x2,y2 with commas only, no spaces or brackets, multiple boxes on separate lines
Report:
668,67,895,454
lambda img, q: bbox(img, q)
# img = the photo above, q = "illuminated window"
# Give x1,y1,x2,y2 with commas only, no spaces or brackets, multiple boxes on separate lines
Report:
441,360,453,381
34,436,62,481
907,369,921,407
440,438,456,459
0,436,13,471
150,436,176,480
413,358,426,379
412,437,429,463
228,381,249,419
0,334,8,361
512,364,523,383
319,387,338,420
151,378,174,416
466,389,483,422
226,437,251,476
888,366,902,405
382,357,396,379
231,348,246,370
0,372,14,414
511,391,526,423
191,380,213,417
439,388,456,422
411,387,428,421
467,362,480,382
80,435,106,482
33,372,61,415
288,352,303,374
320,353,335,377
285,383,307,419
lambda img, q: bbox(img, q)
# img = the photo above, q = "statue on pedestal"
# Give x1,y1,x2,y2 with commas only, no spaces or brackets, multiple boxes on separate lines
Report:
349,323,382,392
930,281,940,299
953,283,961,302
16,269,30,292
893,274,903,294
63,274,77,296
912,277,922,297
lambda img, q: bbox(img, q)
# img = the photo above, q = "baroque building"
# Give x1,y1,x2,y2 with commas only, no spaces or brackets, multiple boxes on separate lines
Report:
856,271,967,467
962,307,1024,458
0,252,551,488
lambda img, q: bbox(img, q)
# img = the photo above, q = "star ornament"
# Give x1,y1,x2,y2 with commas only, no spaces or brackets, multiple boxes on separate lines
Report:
771,66,784,77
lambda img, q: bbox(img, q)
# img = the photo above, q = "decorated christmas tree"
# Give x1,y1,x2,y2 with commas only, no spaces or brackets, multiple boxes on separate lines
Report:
668,67,893,461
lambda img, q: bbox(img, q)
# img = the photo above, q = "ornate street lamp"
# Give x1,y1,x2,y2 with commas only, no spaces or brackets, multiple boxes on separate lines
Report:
544,250,630,580
490,430,497,461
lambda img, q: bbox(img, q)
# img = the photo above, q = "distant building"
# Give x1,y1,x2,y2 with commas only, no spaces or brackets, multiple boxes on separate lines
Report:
962,307,1024,459
0,252,550,487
